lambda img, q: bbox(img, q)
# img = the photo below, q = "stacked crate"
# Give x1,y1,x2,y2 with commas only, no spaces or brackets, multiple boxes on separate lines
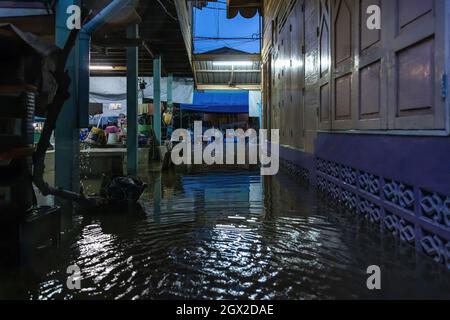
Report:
0,84,37,267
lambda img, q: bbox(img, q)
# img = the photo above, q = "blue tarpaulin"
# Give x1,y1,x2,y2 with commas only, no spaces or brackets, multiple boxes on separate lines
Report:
181,91,249,114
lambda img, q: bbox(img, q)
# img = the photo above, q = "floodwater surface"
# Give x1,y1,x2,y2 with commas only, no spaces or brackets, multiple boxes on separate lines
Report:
1,170,450,299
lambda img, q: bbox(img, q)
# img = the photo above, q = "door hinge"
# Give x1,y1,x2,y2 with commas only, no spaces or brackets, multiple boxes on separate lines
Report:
441,74,448,100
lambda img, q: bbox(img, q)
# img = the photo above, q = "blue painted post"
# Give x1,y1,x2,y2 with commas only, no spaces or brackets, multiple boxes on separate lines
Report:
167,73,174,137
167,73,173,106
127,24,139,176
153,57,162,146
55,0,80,192
78,33,90,128
79,0,134,128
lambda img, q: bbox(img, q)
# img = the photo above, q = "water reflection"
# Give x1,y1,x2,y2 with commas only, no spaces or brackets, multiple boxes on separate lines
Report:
1,170,450,300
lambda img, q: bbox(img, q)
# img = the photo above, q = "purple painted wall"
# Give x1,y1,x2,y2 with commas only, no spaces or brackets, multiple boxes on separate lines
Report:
278,132,450,269
315,133,450,196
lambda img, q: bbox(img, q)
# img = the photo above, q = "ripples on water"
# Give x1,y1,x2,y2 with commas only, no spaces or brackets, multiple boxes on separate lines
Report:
1,171,450,300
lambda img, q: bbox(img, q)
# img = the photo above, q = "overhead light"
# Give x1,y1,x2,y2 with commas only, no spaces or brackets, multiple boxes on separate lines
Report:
89,65,126,71
213,61,253,67
90,65,113,70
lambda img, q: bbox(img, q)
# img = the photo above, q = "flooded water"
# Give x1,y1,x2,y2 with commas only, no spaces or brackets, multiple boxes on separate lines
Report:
1,170,450,300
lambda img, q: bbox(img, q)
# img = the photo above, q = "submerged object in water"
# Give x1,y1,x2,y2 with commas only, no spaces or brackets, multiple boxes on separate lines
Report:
100,176,147,205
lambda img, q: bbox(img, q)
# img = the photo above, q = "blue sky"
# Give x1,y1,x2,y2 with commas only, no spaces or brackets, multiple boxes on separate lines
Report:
193,1,261,54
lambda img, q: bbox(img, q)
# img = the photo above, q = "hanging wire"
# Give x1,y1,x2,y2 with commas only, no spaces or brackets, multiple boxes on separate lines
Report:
156,0,178,21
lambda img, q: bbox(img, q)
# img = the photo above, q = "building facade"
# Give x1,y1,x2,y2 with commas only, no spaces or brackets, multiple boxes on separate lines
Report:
261,0,450,268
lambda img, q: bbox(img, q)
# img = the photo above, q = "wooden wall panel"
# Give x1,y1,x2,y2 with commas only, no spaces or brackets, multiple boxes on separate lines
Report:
280,25,288,144
320,83,330,122
360,61,381,119
261,0,447,156
303,0,321,152
335,74,352,120
360,0,380,50
320,18,330,75
334,0,352,66
290,1,306,149
355,0,386,129
331,0,355,129
263,0,306,149
397,38,434,116
398,0,433,29
388,0,446,130
318,0,332,130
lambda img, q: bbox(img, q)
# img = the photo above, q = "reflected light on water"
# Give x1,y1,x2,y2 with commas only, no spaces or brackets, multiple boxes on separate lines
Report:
2,171,450,300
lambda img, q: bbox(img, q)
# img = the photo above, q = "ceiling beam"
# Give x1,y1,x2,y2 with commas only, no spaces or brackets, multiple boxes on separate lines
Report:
196,84,261,91
196,70,261,73
193,53,261,62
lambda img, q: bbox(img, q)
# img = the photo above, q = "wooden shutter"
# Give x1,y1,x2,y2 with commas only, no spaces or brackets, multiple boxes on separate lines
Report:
331,0,355,130
385,0,446,130
318,0,332,130
289,0,305,149
355,0,387,130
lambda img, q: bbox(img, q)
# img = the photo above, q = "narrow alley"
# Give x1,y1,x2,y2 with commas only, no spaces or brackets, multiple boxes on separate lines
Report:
0,0,450,303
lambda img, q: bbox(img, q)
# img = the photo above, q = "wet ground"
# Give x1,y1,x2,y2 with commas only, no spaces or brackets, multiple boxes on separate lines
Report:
1,169,450,299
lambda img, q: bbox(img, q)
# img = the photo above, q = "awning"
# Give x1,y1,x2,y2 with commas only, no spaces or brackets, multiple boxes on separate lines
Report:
227,0,262,19
181,91,249,114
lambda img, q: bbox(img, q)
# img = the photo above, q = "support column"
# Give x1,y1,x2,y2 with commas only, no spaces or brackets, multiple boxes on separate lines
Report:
167,73,173,106
78,33,90,128
166,73,174,137
55,0,80,193
153,56,162,146
127,25,139,176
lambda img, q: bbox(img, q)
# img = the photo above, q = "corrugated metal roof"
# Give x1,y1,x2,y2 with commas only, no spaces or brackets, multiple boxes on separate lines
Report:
193,47,261,90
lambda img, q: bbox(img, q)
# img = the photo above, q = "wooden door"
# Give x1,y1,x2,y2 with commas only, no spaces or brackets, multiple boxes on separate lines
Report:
385,0,446,130
271,16,281,138
263,54,272,133
289,0,305,149
331,0,356,130
355,0,388,130
281,16,290,144
318,0,332,130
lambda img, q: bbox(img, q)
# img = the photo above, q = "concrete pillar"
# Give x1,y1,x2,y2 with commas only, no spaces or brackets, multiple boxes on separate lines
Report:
153,56,162,146
55,0,80,193
126,25,139,176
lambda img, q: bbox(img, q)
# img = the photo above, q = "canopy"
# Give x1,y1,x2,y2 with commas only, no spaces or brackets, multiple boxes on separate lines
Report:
181,91,249,114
